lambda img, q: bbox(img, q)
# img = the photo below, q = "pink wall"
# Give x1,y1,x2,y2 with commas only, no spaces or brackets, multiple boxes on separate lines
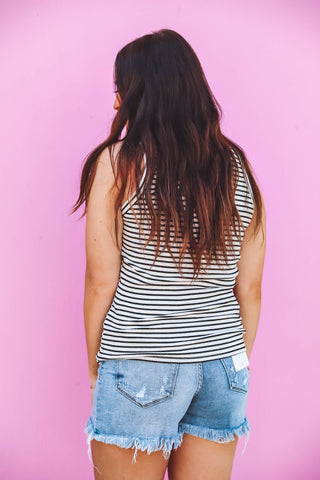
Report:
1,0,319,478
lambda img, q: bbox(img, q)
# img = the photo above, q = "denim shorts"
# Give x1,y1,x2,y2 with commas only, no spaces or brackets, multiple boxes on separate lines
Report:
84,353,251,466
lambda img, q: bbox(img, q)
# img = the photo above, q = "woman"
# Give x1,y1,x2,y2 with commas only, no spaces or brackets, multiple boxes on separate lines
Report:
72,29,266,480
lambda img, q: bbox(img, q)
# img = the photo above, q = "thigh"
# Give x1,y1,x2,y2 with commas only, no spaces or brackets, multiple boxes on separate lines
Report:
167,433,238,480
91,440,169,480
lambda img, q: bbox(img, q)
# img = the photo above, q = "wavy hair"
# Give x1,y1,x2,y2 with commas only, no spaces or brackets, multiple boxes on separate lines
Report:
71,28,264,281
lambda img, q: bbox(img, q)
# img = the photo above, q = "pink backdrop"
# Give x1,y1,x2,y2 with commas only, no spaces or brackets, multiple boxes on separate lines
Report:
1,0,319,478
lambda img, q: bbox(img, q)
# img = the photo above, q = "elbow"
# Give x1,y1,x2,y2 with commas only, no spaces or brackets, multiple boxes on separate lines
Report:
85,271,119,293
234,283,262,302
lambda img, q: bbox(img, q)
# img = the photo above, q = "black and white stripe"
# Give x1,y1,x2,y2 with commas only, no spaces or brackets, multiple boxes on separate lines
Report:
96,149,255,364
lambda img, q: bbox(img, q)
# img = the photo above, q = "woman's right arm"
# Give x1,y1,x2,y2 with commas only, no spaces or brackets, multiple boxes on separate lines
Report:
234,197,267,360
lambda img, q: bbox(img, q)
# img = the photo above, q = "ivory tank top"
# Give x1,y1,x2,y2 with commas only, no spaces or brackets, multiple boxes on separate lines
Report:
96,148,255,364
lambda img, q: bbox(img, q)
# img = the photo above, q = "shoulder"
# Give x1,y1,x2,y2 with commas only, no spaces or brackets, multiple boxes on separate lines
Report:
97,140,124,170
93,140,124,188
230,148,253,197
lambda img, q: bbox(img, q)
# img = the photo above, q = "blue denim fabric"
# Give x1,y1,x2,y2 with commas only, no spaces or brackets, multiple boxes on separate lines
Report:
84,355,251,466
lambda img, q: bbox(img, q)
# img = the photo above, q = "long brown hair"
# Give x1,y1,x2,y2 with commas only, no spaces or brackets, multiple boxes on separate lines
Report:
71,29,264,281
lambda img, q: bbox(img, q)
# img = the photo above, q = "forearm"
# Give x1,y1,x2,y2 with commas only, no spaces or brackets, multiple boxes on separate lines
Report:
84,279,117,376
235,288,262,360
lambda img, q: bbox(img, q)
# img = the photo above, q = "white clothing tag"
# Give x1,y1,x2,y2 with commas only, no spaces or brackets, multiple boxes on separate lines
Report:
232,351,249,372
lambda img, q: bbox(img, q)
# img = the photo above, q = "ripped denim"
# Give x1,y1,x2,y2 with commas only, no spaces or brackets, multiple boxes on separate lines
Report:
84,355,251,469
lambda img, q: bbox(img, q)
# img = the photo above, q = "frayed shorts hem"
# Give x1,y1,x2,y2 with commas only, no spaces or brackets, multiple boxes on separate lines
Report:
178,416,251,456
84,416,184,465
84,415,250,468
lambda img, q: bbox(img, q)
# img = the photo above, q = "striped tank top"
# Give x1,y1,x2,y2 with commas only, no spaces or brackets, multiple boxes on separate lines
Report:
96,149,255,364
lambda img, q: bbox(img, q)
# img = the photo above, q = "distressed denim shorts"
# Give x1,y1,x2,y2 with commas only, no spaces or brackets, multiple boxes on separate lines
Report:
84,353,251,466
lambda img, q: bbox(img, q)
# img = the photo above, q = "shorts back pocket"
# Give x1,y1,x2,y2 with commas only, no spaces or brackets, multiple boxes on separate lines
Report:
116,359,179,408
219,356,250,393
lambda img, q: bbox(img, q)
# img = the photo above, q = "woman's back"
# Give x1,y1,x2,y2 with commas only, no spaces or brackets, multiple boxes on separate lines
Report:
95,148,255,364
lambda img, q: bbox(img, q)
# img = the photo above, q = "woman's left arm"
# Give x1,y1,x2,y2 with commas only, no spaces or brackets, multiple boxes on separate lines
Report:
83,146,123,383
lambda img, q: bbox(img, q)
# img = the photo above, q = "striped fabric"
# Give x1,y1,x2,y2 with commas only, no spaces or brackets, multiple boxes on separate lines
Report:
96,149,255,364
